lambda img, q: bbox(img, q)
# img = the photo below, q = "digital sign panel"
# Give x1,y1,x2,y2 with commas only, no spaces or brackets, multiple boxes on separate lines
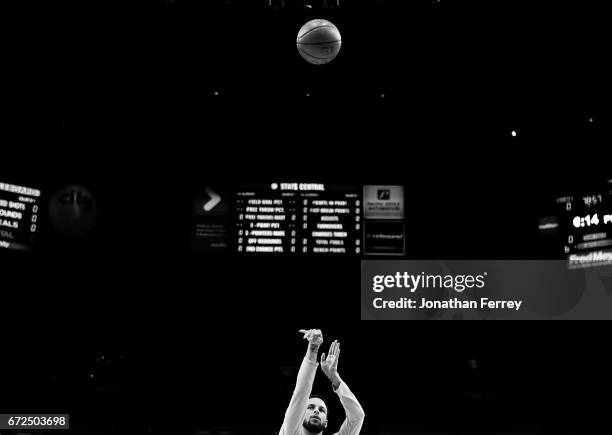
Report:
192,182,405,256
363,220,405,255
235,183,361,254
363,185,405,255
0,181,42,252
192,186,232,253
539,178,612,268
363,185,404,220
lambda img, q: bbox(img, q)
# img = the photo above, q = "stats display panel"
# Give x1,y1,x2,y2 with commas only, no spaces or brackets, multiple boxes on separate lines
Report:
235,183,361,254
192,182,405,256
0,181,42,252
539,178,612,268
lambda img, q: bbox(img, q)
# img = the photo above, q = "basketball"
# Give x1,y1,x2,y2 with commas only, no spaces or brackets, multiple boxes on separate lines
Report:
296,19,341,65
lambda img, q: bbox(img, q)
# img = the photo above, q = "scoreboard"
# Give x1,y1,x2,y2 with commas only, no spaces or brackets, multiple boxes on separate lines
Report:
193,182,405,256
0,181,42,252
235,183,361,254
539,178,612,268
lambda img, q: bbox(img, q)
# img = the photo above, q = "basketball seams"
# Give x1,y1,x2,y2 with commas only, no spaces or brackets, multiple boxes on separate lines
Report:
297,46,325,60
297,45,339,60
297,46,333,62
297,26,342,42
297,41,341,45
298,24,336,39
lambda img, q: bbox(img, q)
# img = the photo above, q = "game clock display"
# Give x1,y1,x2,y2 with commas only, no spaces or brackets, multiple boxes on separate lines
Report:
572,212,612,229
539,179,612,268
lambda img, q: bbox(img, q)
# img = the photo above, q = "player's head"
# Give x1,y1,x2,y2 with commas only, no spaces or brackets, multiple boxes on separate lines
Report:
302,395,328,434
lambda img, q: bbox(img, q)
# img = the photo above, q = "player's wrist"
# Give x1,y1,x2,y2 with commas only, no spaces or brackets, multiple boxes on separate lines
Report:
330,371,341,383
306,342,320,362
322,369,338,381
331,376,341,390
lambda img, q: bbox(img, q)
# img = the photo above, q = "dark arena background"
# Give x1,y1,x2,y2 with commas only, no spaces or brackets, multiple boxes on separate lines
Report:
1,0,611,434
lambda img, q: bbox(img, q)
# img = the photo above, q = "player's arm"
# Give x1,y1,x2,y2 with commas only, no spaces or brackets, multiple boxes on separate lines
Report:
279,329,323,435
321,340,365,435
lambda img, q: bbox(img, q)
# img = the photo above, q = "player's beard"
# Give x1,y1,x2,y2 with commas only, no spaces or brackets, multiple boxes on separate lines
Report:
302,416,325,434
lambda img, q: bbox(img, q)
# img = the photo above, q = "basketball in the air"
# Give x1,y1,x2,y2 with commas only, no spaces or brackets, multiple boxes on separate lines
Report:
296,19,341,65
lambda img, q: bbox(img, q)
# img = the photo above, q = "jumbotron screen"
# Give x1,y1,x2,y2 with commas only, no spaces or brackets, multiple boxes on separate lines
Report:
0,181,42,252
539,178,612,268
192,182,405,256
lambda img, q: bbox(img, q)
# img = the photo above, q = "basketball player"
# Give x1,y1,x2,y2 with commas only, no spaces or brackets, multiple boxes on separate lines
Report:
279,329,365,435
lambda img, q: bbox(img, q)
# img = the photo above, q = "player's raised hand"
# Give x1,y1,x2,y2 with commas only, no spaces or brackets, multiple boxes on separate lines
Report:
299,329,324,345
320,340,340,382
